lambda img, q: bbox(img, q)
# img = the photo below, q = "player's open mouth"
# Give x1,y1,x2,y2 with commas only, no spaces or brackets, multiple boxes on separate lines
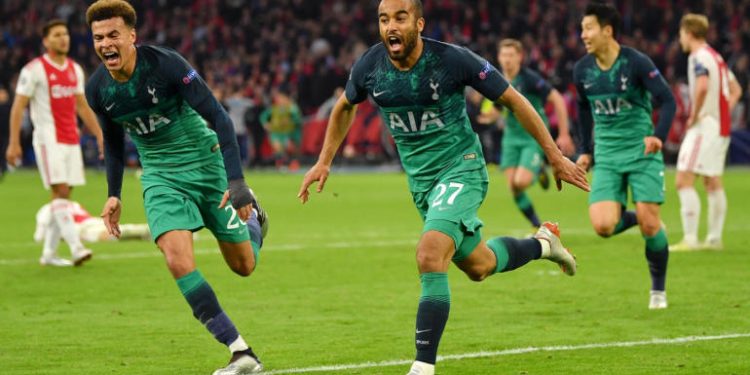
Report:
387,35,403,53
102,51,120,66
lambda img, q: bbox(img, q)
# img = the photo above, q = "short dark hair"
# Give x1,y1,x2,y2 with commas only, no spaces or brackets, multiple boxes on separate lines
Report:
584,2,621,38
411,0,423,18
42,19,67,38
86,0,137,28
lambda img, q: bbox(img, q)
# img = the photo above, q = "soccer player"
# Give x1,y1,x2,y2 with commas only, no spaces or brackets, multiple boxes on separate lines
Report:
5,19,103,267
298,1,589,374
85,1,267,373
34,201,151,248
672,14,743,251
495,38,575,229
573,3,676,309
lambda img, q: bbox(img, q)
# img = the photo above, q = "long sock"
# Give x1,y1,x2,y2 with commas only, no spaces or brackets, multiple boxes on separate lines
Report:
513,192,541,227
613,209,638,235
706,189,726,243
50,198,85,254
118,224,151,241
42,220,61,259
487,237,542,273
415,272,450,364
678,188,700,244
177,269,249,352
644,229,669,291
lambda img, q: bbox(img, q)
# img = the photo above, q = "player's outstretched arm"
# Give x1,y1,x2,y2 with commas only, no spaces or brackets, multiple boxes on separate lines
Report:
100,197,122,238
498,86,589,192
298,94,358,203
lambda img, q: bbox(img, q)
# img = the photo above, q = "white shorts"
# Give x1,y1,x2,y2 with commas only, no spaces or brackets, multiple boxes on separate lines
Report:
78,218,107,243
33,142,86,189
676,116,730,176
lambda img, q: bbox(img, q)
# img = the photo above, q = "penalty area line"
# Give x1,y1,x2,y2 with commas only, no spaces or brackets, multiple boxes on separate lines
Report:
261,332,750,374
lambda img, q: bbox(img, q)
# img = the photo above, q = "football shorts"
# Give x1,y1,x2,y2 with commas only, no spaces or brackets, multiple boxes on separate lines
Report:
140,158,250,243
411,167,488,262
32,142,85,189
677,116,730,176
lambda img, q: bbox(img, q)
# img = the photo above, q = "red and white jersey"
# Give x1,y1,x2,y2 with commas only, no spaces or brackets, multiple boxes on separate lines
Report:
687,45,737,137
70,202,93,224
15,54,85,145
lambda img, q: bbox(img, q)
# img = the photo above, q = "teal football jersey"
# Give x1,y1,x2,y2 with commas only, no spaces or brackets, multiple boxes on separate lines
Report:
87,45,220,172
503,67,552,145
573,46,667,163
346,38,509,191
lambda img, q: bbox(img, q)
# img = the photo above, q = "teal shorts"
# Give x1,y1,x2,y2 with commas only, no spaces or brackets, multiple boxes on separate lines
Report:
140,158,250,243
501,142,544,173
590,155,666,206
411,168,488,262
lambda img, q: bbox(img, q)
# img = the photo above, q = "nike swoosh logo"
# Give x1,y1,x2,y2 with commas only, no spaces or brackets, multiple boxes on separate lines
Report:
583,83,593,89
416,329,432,334
105,103,115,111
373,90,387,97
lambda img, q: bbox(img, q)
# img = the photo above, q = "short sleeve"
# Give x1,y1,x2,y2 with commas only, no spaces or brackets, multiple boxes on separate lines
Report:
692,53,711,77
448,46,508,101
15,65,36,97
74,63,85,95
345,52,371,105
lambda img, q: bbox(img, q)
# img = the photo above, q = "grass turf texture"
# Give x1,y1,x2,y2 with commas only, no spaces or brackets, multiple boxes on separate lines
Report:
1,168,748,374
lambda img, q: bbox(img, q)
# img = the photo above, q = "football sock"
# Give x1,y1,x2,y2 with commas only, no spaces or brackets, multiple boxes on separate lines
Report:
678,188,700,244
50,199,86,253
118,224,151,241
513,192,541,227
613,209,638,235
415,272,450,365
42,220,61,259
177,269,247,351
644,229,669,291
706,189,726,243
487,237,542,273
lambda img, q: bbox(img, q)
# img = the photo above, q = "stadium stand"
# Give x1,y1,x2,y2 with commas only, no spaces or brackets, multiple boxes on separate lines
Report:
1,0,748,167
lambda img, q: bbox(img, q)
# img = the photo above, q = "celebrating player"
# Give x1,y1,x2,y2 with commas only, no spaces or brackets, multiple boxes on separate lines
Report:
298,1,589,374
6,19,103,267
493,38,575,229
85,1,267,373
573,3,676,309
672,13,743,251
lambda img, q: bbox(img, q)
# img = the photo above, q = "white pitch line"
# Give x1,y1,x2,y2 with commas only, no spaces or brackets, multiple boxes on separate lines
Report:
261,332,750,374
0,239,418,266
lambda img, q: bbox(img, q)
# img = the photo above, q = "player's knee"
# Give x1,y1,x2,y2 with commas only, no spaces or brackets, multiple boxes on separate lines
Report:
230,258,256,277
638,221,661,237
592,222,615,238
464,267,489,282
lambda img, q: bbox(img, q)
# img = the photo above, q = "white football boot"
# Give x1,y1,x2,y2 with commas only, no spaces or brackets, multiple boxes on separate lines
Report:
702,238,723,251
72,248,93,266
39,256,73,267
535,222,576,276
649,290,668,310
406,361,435,375
670,239,700,252
212,353,263,375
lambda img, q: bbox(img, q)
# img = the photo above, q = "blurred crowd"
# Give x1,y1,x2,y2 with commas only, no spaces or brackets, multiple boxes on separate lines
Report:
1,0,749,169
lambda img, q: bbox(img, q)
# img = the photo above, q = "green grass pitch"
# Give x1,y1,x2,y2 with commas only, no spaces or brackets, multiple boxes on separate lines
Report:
1,167,749,374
